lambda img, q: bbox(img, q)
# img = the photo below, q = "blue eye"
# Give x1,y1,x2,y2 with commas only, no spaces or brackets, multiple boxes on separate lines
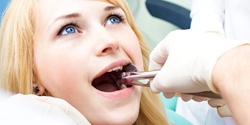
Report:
60,25,77,35
106,16,121,25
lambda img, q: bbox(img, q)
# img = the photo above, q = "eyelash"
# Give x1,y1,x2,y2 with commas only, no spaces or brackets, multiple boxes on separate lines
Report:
57,12,126,36
107,12,126,24
57,21,79,36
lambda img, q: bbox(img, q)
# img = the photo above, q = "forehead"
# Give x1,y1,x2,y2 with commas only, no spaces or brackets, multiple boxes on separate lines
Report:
35,0,120,27
37,0,115,13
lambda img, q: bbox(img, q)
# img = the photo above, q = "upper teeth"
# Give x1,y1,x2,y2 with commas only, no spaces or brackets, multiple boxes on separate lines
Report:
107,66,123,72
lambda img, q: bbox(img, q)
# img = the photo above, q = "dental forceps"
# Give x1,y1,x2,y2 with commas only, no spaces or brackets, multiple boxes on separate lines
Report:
122,70,222,99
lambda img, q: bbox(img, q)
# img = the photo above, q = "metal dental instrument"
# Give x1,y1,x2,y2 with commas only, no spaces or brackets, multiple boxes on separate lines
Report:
122,70,222,99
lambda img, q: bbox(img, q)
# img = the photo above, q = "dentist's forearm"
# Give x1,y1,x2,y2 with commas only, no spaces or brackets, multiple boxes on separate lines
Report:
212,44,250,125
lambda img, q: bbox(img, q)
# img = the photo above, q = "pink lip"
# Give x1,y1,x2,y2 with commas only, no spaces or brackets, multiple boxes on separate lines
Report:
94,86,135,100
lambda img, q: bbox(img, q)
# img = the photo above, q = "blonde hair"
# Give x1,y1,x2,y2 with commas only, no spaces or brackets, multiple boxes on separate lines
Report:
0,0,37,94
0,0,169,124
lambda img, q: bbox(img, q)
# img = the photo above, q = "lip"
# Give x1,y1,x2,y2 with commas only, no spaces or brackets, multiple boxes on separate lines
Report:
92,60,134,100
93,86,135,100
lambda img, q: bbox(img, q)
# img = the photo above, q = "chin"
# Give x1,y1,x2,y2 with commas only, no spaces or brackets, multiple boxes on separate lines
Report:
90,111,139,125
86,94,141,125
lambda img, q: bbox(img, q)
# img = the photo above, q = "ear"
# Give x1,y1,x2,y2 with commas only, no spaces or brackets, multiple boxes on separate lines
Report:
33,81,46,96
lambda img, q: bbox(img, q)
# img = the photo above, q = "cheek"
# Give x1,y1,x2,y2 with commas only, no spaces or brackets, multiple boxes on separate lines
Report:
34,47,89,96
122,31,144,70
35,54,74,90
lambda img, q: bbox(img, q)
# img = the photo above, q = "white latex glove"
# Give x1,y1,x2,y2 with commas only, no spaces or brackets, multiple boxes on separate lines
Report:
149,29,247,100
0,93,90,125
208,99,232,117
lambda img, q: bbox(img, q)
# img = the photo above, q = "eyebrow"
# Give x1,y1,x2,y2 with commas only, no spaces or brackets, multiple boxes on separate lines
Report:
54,13,81,22
104,5,119,11
53,5,119,22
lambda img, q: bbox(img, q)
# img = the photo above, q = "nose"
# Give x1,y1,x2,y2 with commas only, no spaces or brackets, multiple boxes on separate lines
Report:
93,27,119,56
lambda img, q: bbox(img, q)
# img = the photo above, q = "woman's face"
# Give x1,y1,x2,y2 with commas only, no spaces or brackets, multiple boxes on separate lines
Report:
34,0,144,124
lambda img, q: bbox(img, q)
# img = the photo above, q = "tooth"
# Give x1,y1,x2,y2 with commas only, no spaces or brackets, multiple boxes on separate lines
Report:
107,66,123,72
120,84,127,90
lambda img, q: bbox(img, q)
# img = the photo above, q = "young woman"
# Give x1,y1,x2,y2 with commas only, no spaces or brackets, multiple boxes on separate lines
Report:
0,0,169,124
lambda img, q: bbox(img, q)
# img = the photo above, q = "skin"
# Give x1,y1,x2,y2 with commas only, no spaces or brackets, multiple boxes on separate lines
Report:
212,45,250,125
33,0,144,124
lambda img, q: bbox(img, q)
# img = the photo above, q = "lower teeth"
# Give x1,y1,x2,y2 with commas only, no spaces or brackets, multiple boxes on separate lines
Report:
120,84,127,90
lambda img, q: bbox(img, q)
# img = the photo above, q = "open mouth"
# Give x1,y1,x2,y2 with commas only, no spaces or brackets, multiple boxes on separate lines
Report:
92,64,137,92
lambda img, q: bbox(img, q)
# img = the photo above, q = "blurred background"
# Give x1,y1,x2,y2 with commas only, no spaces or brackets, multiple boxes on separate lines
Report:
126,0,191,49
0,0,9,20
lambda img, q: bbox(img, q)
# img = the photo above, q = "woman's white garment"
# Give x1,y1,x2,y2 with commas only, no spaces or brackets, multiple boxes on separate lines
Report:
176,0,250,125
0,93,90,125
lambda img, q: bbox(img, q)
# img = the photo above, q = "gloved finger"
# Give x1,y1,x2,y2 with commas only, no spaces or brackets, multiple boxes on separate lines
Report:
149,41,170,93
149,80,161,93
180,94,193,102
192,95,209,102
217,105,232,117
163,92,175,99
208,99,226,107
149,32,183,93
208,99,232,117
149,58,191,93
149,41,169,71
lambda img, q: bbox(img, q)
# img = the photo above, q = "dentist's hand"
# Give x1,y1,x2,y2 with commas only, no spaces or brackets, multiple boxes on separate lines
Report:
149,29,245,100
208,99,232,117
0,93,90,125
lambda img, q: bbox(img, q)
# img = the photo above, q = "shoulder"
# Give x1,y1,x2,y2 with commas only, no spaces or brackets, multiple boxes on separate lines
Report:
0,93,90,125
